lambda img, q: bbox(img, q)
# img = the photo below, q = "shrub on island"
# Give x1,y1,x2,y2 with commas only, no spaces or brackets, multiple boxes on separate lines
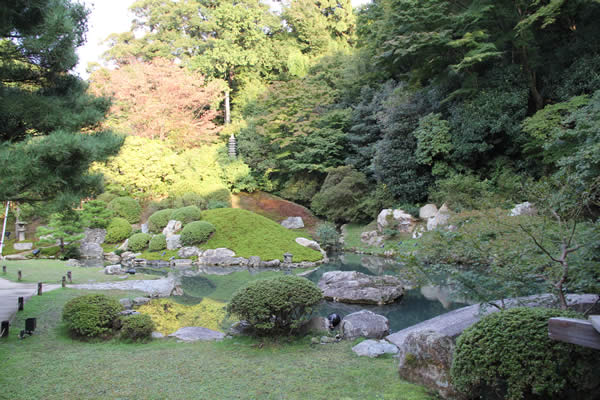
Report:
105,217,132,243
181,221,215,246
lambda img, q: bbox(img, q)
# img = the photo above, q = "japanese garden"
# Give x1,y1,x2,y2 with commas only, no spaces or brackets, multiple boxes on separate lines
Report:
0,0,599,399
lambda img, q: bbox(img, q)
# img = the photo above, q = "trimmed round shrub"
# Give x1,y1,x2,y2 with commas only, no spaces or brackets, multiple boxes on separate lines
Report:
120,314,155,342
451,307,600,400
96,192,117,204
148,234,167,251
171,205,202,225
182,192,207,209
105,217,132,243
147,208,174,233
62,294,122,337
108,196,142,224
128,232,152,252
227,276,323,335
180,221,215,246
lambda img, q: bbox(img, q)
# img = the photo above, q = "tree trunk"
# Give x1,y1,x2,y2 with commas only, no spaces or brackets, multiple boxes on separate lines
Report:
224,90,231,125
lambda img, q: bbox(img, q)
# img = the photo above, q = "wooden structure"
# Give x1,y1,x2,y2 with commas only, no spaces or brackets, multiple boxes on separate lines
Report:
548,315,600,350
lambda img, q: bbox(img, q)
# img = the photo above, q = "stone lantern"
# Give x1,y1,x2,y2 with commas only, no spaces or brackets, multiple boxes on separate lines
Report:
283,252,293,264
228,134,237,158
15,220,27,242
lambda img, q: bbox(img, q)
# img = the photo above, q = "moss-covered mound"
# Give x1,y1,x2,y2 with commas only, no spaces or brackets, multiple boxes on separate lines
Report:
201,208,322,262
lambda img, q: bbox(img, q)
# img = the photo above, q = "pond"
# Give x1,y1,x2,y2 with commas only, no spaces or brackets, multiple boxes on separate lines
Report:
154,252,468,333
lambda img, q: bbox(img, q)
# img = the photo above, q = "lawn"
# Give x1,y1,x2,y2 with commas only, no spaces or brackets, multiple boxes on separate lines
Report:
201,208,323,262
0,260,159,284
0,289,432,400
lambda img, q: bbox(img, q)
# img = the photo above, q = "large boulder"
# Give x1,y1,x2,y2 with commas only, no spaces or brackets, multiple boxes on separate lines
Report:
295,237,327,260
427,203,451,231
83,228,107,244
247,256,261,268
141,223,149,234
281,217,304,229
79,242,103,259
352,339,399,358
377,209,416,234
168,327,225,342
162,220,182,237
203,248,235,258
510,201,537,216
104,252,121,264
318,271,404,305
166,234,181,250
360,230,384,247
340,310,390,339
104,264,124,275
13,242,33,251
419,204,438,220
178,246,201,258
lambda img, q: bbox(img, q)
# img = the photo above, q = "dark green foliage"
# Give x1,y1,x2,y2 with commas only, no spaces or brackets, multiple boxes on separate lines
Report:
60,244,81,260
96,192,117,204
180,221,215,246
181,192,207,209
128,233,152,252
451,307,600,400
315,223,340,250
147,209,174,233
148,234,167,252
105,217,132,244
206,200,230,210
36,211,85,253
311,166,374,223
226,275,322,335
81,200,113,229
108,197,141,224
62,294,122,338
171,206,202,225
120,314,155,342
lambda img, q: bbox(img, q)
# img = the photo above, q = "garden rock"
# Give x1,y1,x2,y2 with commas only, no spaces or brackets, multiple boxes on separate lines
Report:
203,248,235,258
171,259,193,268
295,237,328,260
104,252,121,264
166,234,181,250
120,251,136,260
318,271,404,305
104,264,124,275
419,204,438,220
133,297,151,306
118,239,129,251
83,228,107,244
426,203,451,231
79,242,103,259
66,259,82,267
260,259,280,268
152,331,164,339
13,242,33,251
178,246,201,258
340,310,390,340
141,223,149,233
169,327,225,342
119,298,133,309
360,230,384,247
248,256,261,268
377,209,416,234
352,339,399,358
510,201,537,216
228,320,252,336
198,255,247,266
281,217,304,229
162,220,182,237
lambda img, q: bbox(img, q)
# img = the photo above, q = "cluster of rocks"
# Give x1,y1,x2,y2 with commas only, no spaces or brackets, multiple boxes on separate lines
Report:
318,271,404,305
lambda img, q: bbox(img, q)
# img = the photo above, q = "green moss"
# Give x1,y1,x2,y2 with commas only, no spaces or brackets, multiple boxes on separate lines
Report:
201,208,322,262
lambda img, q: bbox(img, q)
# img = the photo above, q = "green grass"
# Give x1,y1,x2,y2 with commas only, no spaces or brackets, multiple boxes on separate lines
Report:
0,289,432,400
343,223,420,256
201,208,322,262
140,249,179,260
0,260,159,284
0,238,35,256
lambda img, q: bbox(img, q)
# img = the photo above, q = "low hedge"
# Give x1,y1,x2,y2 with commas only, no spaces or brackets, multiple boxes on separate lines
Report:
451,307,600,400
180,221,215,246
171,206,202,225
108,197,142,224
148,234,167,251
147,209,174,233
62,294,122,338
120,314,155,342
227,276,322,335
105,217,132,243
128,233,152,252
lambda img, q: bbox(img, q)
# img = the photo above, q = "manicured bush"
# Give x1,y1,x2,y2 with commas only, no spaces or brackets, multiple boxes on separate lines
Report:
105,217,132,243
227,276,323,335
62,294,122,337
148,234,167,251
451,307,600,400
180,221,215,246
128,233,152,252
108,196,142,224
120,314,155,342
147,208,174,233
171,206,202,225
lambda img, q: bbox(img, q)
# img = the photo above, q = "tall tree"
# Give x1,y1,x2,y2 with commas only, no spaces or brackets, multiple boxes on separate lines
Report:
0,0,123,207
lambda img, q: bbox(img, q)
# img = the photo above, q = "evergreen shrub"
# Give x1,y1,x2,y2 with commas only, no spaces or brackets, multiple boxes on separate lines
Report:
108,196,142,223
62,294,122,337
105,217,132,243
315,222,340,250
226,276,322,335
148,234,167,251
96,192,117,204
128,233,152,252
171,206,202,225
120,314,155,342
147,209,174,233
180,221,215,246
451,307,600,400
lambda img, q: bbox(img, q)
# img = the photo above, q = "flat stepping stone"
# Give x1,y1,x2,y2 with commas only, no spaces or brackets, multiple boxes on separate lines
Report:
352,339,399,358
168,327,225,342
590,315,600,334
